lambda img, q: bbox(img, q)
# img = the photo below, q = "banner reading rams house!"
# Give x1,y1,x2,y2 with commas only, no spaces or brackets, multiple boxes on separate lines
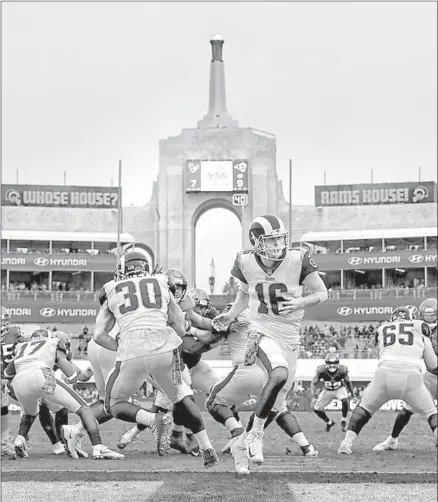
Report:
315,181,436,207
1,252,117,272
1,184,120,208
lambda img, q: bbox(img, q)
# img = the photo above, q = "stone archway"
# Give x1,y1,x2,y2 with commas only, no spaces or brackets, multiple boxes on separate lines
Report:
192,198,243,288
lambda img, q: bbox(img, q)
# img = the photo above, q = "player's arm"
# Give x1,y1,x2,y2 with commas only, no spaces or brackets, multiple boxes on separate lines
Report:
69,360,93,382
56,344,80,384
186,309,215,331
309,371,321,397
342,369,354,395
3,360,16,379
167,293,188,339
182,329,224,355
423,335,438,375
93,292,117,351
299,253,328,308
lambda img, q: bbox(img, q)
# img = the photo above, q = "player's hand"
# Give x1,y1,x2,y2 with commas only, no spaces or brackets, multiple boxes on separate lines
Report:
212,313,233,331
278,297,304,315
84,366,94,379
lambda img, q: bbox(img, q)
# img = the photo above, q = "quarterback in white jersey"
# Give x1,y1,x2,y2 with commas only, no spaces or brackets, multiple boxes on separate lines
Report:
4,328,122,460
339,305,438,455
94,251,218,467
373,298,438,452
213,214,327,469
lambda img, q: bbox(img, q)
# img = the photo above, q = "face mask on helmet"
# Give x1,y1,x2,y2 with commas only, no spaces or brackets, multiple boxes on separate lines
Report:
249,216,289,261
120,252,150,278
420,299,437,324
326,356,339,372
167,269,188,304
31,328,52,340
1,308,10,335
391,306,415,322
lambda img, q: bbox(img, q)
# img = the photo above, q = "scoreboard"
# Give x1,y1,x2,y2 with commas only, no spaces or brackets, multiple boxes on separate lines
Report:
185,159,249,193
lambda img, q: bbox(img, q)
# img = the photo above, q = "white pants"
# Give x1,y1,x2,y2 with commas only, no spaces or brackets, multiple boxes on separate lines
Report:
87,338,117,400
105,350,193,410
12,368,87,416
360,362,436,420
207,364,264,409
154,366,192,410
314,387,348,411
256,336,299,414
404,371,437,413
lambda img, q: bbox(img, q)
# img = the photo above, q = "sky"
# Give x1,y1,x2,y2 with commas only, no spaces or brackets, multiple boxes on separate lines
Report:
2,2,437,292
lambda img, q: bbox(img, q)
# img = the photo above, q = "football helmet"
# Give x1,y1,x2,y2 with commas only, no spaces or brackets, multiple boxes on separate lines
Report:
1,307,10,336
391,306,416,322
31,328,53,340
119,251,150,278
325,353,340,373
114,263,125,282
249,214,289,261
419,298,437,324
188,288,211,316
166,268,188,303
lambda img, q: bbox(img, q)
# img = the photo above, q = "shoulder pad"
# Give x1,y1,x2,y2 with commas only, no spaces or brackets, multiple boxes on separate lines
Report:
98,287,107,306
339,365,349,374
316,365,325,374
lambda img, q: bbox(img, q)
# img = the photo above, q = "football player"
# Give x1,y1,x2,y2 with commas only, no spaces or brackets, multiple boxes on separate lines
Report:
93,251,218,467
310,353,354,432
1,307,24,459
118,273,226,457
373,298,438,451
338,305,438,454
4,328,122,459
208,303,318,476
213,214,327,470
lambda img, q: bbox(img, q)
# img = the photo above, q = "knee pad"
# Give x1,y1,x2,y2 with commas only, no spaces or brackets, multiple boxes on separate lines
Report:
428,413,438,431
1,405,8,417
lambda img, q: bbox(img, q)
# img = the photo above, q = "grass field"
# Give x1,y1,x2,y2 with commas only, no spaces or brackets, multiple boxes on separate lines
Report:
2,411,437,502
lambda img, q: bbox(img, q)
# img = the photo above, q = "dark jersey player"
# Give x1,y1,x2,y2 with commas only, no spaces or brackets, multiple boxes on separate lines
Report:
310,353,354,432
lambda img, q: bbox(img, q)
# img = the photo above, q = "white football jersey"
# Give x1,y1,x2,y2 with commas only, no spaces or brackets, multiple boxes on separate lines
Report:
376,319,437,372
231,248,319,347
103,273,181,359
13,337,61,373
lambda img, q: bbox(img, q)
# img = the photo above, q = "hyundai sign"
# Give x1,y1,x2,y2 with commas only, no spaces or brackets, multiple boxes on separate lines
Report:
315,182,436,207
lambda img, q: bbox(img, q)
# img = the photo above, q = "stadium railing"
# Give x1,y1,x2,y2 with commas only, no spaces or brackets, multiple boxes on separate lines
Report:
2,287,436,303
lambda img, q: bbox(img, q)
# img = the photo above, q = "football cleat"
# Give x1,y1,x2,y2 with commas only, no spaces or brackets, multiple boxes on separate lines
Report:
1,436,17,460
341,420,348,432
200,447,219,468
303,444,319,457
185,434,200,457
245,430,264,465
62,424,80,459
92,444,125,460
338,440,353,455
372,436,398,452
221,427,245,455
231,438,250,475
14,435,29,459
152,412,172,457
117,426,141,450
326,420,336,432
170,432,189,454
52,441,66,455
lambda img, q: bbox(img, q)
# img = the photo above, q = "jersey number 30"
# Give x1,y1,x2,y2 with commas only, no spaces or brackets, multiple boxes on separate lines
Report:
255,283,288,315
382,323,414,347
116,279,162,314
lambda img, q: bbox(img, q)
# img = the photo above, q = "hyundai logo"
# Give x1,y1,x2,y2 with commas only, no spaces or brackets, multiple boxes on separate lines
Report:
408,255,424,264
337,306,353,316
40,308,56,317
347,256,363,266
34,257,49,266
